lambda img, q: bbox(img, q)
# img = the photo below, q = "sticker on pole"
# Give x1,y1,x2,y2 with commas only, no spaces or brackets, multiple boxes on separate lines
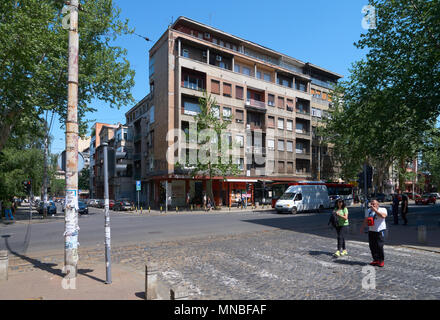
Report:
136,180,141,191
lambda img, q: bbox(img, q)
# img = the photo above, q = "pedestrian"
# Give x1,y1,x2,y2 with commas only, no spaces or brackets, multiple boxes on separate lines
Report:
186,190,191,211
203,193,207,212
333,199,349,257
392,191,400,225
401,193,409,225
360,199,388,267
3,199,14,220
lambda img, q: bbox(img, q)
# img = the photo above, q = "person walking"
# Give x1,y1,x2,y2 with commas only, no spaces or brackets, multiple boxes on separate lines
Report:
361,199,388,267
3,199,14,220
401,193,409,225
392,191,400,225
333,199,349,257
186,190,191,211
203,192,207,212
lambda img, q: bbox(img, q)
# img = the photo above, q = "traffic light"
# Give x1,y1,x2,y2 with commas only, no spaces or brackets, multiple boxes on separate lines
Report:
23,180,31,194
357,166,372,189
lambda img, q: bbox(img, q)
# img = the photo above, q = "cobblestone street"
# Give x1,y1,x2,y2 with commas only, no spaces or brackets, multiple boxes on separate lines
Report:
7,225,440,300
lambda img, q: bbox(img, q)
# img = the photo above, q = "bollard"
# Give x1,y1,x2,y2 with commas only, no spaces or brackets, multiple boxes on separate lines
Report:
170,289,175,300
160,206,162,213
176,206,178,213
418,225,427,244
149,206,151,214
141,207,143,214
0,250,8,281
144,264,148,300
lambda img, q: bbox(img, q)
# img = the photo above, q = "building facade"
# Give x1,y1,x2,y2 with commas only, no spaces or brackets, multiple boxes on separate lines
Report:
124,16,342,208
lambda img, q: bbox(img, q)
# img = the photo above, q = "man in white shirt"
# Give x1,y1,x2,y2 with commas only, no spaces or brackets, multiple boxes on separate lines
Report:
360,199,388,267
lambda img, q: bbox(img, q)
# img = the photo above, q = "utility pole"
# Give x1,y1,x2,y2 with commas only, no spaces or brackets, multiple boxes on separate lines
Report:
43,121,48,219
64,0,80,282
103,142,112,284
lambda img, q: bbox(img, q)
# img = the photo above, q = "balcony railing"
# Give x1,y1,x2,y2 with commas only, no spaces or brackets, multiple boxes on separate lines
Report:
296,129,311,136
245,99,266,110
296,109,311,115
182,81,205,91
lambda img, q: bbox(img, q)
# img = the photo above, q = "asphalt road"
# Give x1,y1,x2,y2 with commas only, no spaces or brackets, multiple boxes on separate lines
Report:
0,202,438,255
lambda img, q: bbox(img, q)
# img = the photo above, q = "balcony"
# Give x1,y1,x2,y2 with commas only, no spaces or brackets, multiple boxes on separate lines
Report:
295,129,311,139
295,151,311,159
245,146,266,156
296,169,311,176
245,99,266,112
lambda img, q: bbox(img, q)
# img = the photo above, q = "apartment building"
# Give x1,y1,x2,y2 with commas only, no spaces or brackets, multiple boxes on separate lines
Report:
126,16,342,208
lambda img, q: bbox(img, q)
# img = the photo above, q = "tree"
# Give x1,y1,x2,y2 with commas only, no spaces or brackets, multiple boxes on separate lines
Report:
177,92,241,208
0,0,135,151
78,167,89,191
322,0,440,184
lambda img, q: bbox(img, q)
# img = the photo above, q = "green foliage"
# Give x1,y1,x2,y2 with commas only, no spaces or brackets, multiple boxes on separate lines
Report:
322,0,440,183
0,0,135,151
78,167,89,190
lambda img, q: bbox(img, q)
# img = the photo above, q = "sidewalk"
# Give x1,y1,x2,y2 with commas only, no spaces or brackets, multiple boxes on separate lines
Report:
0,204,64,226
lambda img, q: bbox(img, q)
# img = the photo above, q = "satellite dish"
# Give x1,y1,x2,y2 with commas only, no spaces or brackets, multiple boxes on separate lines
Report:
58,151,85,172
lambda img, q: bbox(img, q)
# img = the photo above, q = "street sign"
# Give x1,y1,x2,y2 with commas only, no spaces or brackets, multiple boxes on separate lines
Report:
136,180,141,191
58,151,84,172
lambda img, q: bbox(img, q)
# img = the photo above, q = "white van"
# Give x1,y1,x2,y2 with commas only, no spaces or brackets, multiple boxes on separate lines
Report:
275,184,330,214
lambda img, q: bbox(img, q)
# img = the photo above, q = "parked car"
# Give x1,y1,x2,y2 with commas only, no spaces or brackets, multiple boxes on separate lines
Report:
415,194,436,205
370,193,386,202
404,192,420,200
429,192,440,199
113,200,135,211
78,201,89,215
37,201,57,215
97,199,105,208
109,200,115,210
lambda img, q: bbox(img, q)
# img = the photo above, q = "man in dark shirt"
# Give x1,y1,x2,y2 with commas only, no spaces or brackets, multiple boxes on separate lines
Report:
401,193,409,225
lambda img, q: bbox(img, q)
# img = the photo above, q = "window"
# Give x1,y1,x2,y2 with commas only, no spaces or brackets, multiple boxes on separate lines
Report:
211,80,220,94
223,83,232,97
296,122,304,133
212,38,218,44
278,118,284,130
235,109,244,123
268,94,275,106
235,135,244,148
278,140,284,151
219,40,224,47
212,105,220,118
236,86,244,99
286,120,293,131
264,73,271,82
183,74,203,90
198,32,203,39
149,55,155,76
182,49,189,58
257,71,262,79
234,64,240,73
322,92,328,100
278,161,285,173
238,158,244,170
232,45,237,51
287,99,293,111
242,66,251,76
287,162,294,173
268,116,275,127
296,142,303,153
223,107,232,119
183,101,200,116
287,141,293,152
149,106,155,123
267,139,275,150
277,96,284,108
296,81,307,92
312,108,322,118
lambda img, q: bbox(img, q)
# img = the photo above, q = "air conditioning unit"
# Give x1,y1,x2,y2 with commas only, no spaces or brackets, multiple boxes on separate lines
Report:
216,55,222,61
204,32,211,39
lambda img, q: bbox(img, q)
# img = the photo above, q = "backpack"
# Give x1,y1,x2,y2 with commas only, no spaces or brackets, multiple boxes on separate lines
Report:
328,212,338,229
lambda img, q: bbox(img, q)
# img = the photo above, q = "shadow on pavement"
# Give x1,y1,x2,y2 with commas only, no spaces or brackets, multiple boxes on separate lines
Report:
242,205,440,250
2,235,105,284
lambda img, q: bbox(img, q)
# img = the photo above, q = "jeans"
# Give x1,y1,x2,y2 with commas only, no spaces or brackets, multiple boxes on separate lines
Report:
5,208,13,220
335,226,347,251
368,231,385,261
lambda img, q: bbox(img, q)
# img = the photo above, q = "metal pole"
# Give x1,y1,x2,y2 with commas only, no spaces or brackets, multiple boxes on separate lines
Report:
103,143,112,284
363,163,368,214
64,0,79,282
317,139,321,181
165,180,168,213
43,126,48,219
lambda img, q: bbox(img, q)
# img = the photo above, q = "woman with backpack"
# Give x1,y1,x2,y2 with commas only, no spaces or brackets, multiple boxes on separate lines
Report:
333,199,349,257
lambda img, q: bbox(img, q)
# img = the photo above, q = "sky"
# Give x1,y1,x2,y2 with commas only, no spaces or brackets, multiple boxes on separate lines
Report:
50,0,371,155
